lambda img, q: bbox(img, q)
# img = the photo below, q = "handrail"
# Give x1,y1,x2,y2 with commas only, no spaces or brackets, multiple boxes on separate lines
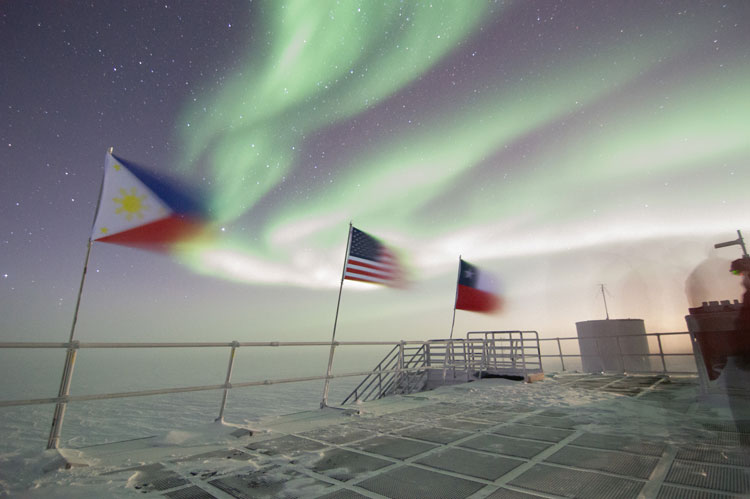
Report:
0,331,696,450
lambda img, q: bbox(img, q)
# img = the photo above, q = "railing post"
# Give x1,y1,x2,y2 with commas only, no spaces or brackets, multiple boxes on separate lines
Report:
556,337,566,372
656,334,667,373
321,340,338,408
521,334,528,381
216,341,239,422
397,341,405,392
47,341,79,449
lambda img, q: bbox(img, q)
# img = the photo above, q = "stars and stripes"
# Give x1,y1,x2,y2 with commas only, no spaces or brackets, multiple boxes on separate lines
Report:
344,227,403,286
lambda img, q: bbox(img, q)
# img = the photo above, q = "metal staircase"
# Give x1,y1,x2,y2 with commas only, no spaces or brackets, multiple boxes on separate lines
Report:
341,331,544,404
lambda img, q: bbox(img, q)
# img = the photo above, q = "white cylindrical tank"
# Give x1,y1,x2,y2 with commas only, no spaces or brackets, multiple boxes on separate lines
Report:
576,319,650,373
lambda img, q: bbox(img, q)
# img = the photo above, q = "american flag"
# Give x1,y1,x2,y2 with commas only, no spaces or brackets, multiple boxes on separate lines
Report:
344,227,403,286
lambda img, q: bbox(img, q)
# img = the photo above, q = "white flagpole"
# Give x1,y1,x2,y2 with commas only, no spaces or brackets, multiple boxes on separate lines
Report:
320,222,353,408
449,255,462,339
47,147,110,449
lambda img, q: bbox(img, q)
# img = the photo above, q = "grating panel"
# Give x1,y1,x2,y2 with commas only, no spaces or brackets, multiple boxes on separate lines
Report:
395,425,473,444
417,403,469,416
656,484,735,499
462,409,516,423
519,414,578,429
434,417,493,431
459,434,551,458
246,435,327,456
665,460,750,493
492,424,574,443
599,387,643,396
701,420,750,434
209,468,329,498
538,409,573,418
696,431,750,448
163,485,218,499
676,444,750,467
484,488,548,498
571,432,665,456
311,448,392,482
509,464,643,499
416,447,524,480
105,463,188,492
300,424,376,445
545,445,659,479
356,465,485,499
315,489,373,499
383,409,435,423
172,448,251,463
149,476,191,491
352,435,438,460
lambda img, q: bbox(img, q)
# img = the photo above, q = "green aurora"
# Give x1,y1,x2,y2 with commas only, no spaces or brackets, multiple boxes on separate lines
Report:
173,0,750,290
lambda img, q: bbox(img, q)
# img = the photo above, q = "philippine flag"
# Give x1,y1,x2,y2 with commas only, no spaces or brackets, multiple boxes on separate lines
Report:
455,259,503,313
91,153,208,250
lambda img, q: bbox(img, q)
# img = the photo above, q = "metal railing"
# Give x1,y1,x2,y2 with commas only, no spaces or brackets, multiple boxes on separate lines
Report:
342,332,544,404
536,331,695,374
0,331,696,450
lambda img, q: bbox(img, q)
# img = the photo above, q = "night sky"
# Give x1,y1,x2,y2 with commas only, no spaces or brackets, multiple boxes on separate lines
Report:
2,1,749,346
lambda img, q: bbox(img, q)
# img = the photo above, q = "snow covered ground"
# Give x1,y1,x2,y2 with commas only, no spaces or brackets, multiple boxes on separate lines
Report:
3,373,747,498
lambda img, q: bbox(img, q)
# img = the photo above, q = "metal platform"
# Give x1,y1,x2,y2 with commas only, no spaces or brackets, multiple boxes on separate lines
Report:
58,373,750,498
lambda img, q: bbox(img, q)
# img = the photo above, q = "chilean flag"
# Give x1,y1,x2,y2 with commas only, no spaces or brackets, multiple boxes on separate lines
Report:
91,153,208,250
455,259,503,313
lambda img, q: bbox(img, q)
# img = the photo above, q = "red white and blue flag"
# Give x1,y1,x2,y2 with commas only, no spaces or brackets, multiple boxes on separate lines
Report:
455,259,502,313
344,227,403,286
92,152,207,249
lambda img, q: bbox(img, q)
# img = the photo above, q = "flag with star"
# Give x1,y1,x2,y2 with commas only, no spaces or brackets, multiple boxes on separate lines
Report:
343,227,404,286
91,152,208,249
455,259,502,312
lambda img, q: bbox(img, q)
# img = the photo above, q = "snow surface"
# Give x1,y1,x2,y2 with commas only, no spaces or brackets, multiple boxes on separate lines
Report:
2,374,737,497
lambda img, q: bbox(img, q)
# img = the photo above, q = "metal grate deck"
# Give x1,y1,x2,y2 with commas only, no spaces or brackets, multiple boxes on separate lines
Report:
665,460,750,494
163,485,218,499
352,435,438,460
570,432,666,456
415,446,525,480
459,434,551,459
356,465,485,499
545,445,660,479
508,463,644,499
656,484,736,499
492,423,575,443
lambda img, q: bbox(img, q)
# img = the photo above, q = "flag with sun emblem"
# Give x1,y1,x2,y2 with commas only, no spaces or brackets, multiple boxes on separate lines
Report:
92,152,207,249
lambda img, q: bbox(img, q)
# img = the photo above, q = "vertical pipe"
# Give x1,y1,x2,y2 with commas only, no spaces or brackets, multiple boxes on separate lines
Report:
657,334,667,373
557,337,566,372
397,341,405,392
47,345,78,449
449,256,461,339
321,223,353,408
216,341,239,422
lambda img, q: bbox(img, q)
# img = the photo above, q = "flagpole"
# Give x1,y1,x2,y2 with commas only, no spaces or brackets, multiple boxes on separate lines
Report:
321,222,353,408
449,255,461,339
47,147,110,449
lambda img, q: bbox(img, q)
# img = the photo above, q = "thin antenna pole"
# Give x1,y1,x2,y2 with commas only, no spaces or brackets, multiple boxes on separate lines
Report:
738,230,748,258
600,284,610,320
449,255,462,339
321,222,353,408
48,148,111,449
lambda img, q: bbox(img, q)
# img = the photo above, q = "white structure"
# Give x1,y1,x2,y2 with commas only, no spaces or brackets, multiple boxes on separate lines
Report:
576,319,651,373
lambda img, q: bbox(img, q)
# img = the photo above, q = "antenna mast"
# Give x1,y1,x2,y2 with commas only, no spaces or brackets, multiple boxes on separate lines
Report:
600,284,610,320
